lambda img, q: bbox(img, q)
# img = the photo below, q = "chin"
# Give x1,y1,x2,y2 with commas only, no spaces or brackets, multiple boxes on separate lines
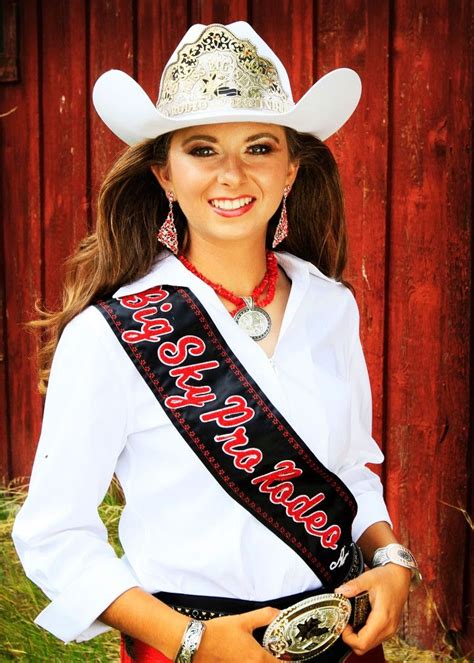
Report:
210,227,266,245
197,219,263,242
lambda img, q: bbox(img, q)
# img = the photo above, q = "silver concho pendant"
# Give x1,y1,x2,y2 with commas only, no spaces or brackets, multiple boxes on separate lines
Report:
234,296,271,341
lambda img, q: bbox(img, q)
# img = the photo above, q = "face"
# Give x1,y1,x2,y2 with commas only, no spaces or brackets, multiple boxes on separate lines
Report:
151,122,299,248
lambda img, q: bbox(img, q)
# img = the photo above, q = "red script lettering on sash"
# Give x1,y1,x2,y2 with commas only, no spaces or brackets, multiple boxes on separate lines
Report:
121,307,174,343
214,426,263,473
165,361,219,409
121,288,169,309
251,460,341,549
158,335,206,366
200,395,255,427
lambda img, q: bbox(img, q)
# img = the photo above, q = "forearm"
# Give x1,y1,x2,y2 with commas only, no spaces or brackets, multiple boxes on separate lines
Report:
356,520,399,563
339,522,412,653
98,586,190,659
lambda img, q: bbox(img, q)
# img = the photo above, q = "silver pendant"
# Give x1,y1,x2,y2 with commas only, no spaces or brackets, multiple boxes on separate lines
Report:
234,297,271,341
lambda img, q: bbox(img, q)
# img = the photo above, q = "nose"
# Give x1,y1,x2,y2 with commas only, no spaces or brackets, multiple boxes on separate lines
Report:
216,154,246,188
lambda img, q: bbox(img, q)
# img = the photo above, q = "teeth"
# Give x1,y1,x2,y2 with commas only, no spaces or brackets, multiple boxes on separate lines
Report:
210,197,253,210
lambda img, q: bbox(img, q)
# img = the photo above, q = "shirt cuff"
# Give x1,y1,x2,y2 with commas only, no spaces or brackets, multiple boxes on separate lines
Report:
351,489,393,544
33,556,141,644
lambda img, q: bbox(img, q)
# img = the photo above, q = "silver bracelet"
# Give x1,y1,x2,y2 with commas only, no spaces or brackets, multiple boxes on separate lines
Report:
371,543,422,591
174,618,206,663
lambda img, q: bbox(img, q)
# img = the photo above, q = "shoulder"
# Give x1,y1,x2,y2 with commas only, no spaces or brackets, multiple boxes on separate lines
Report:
309,261,358,320
278,251,357,310
307,263,352,302
55,304,125,373
59,304,112,344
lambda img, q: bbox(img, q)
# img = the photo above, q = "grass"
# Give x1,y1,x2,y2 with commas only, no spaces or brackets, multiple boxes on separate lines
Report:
0,477,470,662
1,477,123,662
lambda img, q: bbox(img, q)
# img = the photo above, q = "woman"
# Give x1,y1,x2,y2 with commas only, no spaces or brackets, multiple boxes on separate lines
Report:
11,21,420,663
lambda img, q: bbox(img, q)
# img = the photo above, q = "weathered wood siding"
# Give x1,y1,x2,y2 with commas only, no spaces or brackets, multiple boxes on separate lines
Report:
1,0,472,652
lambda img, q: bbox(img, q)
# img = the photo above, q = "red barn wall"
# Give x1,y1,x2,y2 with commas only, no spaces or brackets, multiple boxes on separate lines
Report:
1,0,472,653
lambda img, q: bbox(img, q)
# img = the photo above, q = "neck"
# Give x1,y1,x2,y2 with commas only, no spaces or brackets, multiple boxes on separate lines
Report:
184,238,269,296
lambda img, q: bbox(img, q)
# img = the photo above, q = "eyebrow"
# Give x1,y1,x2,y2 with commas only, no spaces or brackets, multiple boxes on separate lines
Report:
181,132,281,146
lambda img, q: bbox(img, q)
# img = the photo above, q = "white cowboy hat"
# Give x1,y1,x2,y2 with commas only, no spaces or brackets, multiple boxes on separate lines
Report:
92,21,362,146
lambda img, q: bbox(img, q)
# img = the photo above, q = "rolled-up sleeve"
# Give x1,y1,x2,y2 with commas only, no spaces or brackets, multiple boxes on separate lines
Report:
11,307,141,643
337,291,393,543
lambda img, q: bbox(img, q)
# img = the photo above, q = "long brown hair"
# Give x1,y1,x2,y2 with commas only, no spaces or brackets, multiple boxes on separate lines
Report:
27,127,353,395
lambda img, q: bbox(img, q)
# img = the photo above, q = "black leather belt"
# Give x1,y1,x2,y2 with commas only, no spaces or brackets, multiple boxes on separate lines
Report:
151,587,369,662
121,546,368,662
150,547,368,662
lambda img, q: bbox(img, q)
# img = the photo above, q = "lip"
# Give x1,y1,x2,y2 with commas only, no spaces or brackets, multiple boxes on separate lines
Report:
208,198,256,217
209,196,254,201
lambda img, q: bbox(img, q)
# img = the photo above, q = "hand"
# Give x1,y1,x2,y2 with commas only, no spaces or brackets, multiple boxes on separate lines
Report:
335,564,411,656
193,606,281,663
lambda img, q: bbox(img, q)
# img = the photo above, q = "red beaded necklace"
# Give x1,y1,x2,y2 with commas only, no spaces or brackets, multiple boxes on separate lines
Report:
177,250,279,317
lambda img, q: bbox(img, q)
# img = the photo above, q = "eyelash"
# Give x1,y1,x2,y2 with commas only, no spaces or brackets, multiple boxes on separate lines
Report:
189,144,274,157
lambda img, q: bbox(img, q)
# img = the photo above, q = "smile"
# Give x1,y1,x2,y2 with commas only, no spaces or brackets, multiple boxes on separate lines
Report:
209,196,255,210
208,196,256,217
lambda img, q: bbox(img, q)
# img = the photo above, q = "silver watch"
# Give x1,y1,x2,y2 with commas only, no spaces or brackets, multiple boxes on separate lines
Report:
174,619,206,663
372,543,422,591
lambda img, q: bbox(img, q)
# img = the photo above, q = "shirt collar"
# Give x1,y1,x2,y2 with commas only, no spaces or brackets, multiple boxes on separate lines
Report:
112,249,336,300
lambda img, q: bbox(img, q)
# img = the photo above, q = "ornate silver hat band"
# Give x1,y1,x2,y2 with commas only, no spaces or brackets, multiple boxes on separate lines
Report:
156,24,292,118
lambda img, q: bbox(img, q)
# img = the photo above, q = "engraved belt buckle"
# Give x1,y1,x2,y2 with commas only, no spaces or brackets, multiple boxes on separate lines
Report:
262,593,352,661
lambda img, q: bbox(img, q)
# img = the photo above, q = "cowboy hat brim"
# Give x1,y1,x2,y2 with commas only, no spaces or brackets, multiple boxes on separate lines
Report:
92,67,362,146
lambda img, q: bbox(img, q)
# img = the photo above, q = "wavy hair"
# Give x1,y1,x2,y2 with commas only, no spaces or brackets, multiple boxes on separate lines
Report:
27,127,353,394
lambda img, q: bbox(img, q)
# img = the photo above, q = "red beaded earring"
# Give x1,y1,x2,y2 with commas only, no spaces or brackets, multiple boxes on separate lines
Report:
272,185,291,248
157,191,179,255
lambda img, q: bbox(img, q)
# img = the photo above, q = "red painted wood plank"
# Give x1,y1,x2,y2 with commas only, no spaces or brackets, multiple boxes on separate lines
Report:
136,0,188,105
386,0,471,649
316,1,390,478
0,149,10,485
0,0,43,482
463,456,474,652
444,0,473,652
191,0,248,24
0,0,19,81
41,0,88,311
89,0,135,203
251,0,314,103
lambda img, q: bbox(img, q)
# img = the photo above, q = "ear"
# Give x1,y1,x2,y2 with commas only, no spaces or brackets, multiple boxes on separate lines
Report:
150,164,173,193
286,159,300,189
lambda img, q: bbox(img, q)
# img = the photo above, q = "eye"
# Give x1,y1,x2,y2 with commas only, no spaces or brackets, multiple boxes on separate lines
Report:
248,143,273,155
189,146,215,157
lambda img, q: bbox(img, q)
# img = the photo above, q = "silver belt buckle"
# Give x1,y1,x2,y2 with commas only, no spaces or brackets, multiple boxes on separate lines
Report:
262,593,352,661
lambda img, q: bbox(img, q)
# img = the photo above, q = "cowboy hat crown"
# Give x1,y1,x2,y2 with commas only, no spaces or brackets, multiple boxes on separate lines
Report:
92,21,362,145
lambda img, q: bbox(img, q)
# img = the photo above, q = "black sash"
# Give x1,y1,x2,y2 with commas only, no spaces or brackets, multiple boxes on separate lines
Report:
96,285,358,588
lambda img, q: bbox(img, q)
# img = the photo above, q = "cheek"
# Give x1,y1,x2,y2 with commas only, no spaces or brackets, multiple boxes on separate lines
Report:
171,158,212,199
257,168,287,204
255,158,289,188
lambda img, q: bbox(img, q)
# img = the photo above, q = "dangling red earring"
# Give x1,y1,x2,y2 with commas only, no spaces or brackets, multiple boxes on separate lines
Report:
157,191,179,255
272,185,291,248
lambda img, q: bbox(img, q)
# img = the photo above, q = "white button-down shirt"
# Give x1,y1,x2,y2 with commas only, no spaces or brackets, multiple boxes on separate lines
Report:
11,250,391,644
